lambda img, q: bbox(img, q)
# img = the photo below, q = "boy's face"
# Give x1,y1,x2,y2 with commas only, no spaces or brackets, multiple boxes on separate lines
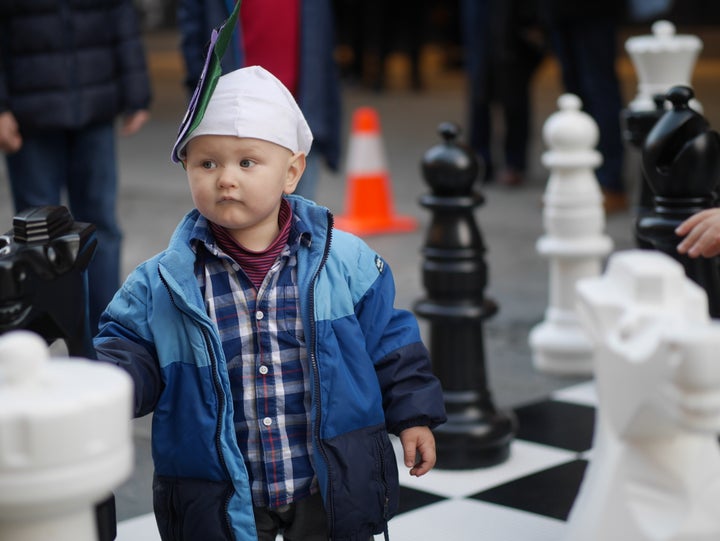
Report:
184,135,304,250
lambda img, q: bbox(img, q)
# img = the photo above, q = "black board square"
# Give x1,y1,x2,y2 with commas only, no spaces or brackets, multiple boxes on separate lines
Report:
397,486,448,515
470,459,588,521
514,400,596,452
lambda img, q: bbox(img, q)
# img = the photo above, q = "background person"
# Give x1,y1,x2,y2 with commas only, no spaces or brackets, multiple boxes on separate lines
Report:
0,0,152,333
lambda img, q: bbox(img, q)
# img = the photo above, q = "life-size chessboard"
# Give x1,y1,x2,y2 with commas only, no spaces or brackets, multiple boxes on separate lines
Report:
116,381,597,541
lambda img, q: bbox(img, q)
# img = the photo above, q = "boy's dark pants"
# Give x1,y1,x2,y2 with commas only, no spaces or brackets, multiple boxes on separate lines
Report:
253,493,374,540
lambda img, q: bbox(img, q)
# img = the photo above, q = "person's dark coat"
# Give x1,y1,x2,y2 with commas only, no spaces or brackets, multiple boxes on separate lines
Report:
0,0,152,133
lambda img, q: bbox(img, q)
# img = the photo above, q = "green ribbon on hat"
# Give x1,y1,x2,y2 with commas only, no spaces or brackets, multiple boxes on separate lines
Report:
171,0,241,163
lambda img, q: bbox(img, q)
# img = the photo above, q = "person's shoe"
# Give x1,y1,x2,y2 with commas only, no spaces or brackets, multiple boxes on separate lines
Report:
602,189,629,214
497,168,525,187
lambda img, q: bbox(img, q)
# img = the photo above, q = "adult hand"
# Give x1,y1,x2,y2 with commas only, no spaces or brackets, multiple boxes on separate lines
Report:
676,208,720,258
0,111,22,153
120,109,150,136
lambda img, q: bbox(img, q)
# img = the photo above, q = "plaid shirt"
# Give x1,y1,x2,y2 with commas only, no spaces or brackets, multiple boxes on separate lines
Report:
190,215,316,508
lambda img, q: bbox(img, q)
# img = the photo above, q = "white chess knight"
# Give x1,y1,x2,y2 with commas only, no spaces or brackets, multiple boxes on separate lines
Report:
529,93,613,375
625,20,703,112
0,331,133,541
564,250,720,541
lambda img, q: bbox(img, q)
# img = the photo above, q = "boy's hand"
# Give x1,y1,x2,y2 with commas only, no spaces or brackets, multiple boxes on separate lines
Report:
399,426,436,477
676,208,720,258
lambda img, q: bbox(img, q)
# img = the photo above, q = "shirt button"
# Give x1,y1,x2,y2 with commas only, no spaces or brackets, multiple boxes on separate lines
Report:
263,417,272,427
256,311,264,320
259,365,269,375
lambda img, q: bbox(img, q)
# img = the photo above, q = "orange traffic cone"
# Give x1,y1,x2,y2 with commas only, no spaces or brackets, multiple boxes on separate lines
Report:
334,107,418,236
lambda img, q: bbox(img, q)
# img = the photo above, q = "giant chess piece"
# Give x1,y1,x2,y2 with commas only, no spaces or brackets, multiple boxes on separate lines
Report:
0,330,133,541
529,94,613,375
638,85,720,317
563,250,720,541
414,122,515,468
623,21,703,248
0,206,121,541
625,20,702,113
0,206,97,357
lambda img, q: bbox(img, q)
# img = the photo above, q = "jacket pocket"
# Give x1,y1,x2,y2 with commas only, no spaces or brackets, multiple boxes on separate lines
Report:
152,474,235,541
322,424,399,539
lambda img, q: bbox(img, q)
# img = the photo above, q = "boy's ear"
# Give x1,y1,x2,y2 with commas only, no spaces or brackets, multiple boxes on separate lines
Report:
284,152,306,194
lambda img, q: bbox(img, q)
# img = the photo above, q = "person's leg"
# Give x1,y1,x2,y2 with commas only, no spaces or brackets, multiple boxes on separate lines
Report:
282,493,329,541
499,59,532,183
547,23,581,97
253,505,283,541
499,0,542,181
66,123,122,333
460,0,494,180
6,131,66,212
569,19,625,194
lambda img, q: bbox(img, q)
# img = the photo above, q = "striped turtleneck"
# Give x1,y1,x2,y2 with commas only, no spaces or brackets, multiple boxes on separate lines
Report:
210,199,293,289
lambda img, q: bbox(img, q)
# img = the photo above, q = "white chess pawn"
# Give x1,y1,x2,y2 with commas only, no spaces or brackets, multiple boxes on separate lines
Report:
0,331,133,541
625,20,703,112
564,250,720,541
529,94,613,375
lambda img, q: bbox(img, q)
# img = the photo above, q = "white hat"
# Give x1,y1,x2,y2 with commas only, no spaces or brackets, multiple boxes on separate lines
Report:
177,66,313,158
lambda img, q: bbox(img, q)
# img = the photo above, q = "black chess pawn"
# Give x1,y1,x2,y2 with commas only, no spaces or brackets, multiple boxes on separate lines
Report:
414,122,516,469
638,85,720,317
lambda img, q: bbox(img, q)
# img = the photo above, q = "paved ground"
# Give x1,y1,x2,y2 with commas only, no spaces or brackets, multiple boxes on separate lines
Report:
2,23,720,524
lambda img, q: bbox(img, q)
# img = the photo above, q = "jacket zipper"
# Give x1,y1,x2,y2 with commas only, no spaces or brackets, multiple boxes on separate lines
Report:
374,436,391,541
374,437,390,520
201,326,235,537
159,269,235,538
308,212,335,533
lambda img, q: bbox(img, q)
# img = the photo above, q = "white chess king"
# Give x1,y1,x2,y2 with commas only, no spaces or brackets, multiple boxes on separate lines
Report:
564,250,720,541
625,20,703,113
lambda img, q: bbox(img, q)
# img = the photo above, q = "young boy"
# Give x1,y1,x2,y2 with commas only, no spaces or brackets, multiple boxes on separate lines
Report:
94,65,446,541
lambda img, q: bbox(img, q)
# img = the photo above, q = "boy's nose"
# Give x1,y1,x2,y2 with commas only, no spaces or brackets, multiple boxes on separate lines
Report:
217,169,239,188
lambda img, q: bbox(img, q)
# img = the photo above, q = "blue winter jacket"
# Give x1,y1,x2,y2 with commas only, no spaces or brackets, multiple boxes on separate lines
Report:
176,0,342,170
0,0,151,133
94,196,447,541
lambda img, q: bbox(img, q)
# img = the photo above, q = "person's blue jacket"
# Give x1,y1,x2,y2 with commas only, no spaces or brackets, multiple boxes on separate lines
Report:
177,0,341,171
94,196,446,541
0,0,151,133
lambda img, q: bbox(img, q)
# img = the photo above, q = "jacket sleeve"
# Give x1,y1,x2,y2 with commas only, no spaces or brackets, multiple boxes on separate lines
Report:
93,270,163,418
354,254,447,435
114,0,152,113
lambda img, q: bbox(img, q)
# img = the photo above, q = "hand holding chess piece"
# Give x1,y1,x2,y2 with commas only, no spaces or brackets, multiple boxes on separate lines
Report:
562,250,720,541
676,207,720,258
639,85,720,317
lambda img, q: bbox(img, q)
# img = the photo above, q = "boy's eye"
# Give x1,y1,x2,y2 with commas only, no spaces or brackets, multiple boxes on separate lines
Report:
201,160,216,169
240,159,256,168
